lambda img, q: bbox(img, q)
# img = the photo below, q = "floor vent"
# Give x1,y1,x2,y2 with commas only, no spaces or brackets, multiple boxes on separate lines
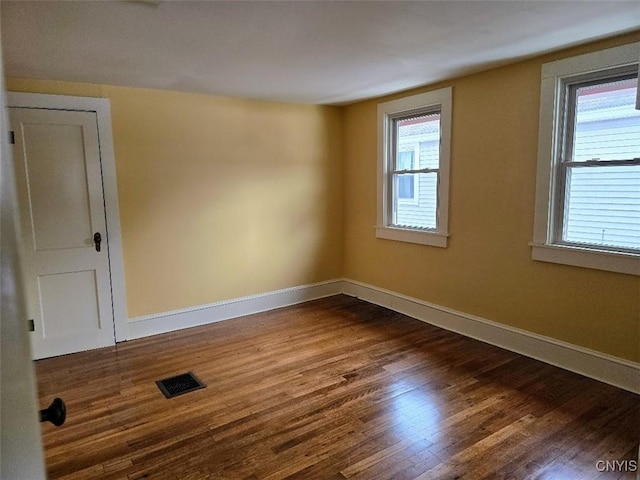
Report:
156,372,206,399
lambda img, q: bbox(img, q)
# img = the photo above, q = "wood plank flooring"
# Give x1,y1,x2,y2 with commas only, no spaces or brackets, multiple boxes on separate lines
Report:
35,295,639,479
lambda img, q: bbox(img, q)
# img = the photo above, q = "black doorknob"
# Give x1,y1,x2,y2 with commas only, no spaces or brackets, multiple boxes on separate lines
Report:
93,232,102,252
39,398,66,426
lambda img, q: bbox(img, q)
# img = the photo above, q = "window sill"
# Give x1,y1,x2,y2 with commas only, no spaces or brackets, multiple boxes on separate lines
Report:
530,243,640,276
376,226,448,248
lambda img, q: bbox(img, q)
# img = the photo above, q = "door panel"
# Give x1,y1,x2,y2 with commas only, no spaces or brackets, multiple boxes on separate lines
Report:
10,107,115,359
23,122,93,251
38,270,101,336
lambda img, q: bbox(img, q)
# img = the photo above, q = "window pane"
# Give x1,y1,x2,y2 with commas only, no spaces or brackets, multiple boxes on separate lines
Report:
572,77,640,162
564,165,640,250
393,172,437,229
397,113,440,168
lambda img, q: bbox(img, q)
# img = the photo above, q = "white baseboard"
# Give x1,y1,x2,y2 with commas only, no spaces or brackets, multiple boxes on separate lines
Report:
126,279,343,341
124,277,639,394
341,279,640,394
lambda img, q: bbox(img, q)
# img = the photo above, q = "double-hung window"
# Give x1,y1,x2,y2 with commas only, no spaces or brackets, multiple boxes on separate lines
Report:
532,43,640,275
376,87,452,247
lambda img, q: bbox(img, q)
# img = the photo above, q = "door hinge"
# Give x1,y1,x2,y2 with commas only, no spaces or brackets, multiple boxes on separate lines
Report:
28,319,35,332
9,131,15,145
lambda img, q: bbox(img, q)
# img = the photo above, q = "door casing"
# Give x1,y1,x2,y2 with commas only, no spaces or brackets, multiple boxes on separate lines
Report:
7,92,128,343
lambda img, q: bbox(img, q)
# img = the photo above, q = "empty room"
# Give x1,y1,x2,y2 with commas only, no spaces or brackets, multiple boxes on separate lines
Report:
0,1,639,479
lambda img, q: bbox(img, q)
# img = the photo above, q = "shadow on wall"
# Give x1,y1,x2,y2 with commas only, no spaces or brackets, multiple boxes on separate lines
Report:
108,88,344,317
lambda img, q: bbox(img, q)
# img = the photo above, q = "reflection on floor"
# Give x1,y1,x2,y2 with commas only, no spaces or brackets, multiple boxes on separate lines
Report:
36,295,639,479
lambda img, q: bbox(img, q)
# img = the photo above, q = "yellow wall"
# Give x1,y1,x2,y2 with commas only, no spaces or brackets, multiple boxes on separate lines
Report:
7,31,640,362
344,32,640,363
7,78,344,317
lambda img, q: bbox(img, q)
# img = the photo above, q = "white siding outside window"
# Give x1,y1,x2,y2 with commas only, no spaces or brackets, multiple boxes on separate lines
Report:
564,166,639,250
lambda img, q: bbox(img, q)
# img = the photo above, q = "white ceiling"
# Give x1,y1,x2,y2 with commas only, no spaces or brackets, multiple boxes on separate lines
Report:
2,1,639,105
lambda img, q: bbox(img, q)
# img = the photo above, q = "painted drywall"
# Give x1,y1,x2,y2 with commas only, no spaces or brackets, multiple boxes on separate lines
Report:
343,32,640,363
6,32,639,364
6,78,344,318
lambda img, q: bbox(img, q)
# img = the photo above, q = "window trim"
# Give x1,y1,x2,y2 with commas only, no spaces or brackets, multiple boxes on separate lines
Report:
532,42,640,276
377,87,452,247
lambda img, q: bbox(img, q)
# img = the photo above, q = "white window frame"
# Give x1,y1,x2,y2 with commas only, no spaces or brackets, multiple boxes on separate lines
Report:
532,43,640,276
376,87,452,248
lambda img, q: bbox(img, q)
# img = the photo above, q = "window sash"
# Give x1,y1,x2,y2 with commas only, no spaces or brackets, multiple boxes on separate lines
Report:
390,171,439,230
387,109,441,229
552,68,640,251
387,168,440,229
555,160,640,253
561,72,639,165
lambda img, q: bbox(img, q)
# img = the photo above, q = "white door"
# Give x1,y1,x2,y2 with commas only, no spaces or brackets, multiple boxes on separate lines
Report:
1,58,47,478
9,107,116,359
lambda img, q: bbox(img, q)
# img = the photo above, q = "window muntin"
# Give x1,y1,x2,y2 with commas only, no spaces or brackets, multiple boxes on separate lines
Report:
555,71,640,252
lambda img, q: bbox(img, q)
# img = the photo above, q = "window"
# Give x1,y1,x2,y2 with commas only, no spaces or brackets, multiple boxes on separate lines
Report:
376,87,452,247
532,43,640,275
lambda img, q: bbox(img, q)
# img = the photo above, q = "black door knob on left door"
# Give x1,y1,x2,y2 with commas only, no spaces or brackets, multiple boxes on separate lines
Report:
39,398,66,426
93,232,102,252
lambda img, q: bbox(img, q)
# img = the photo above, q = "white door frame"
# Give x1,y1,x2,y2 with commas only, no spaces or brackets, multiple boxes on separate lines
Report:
8,92,128,342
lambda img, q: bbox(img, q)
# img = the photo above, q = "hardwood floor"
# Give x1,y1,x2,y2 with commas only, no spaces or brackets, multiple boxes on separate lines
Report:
36,295,639,479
